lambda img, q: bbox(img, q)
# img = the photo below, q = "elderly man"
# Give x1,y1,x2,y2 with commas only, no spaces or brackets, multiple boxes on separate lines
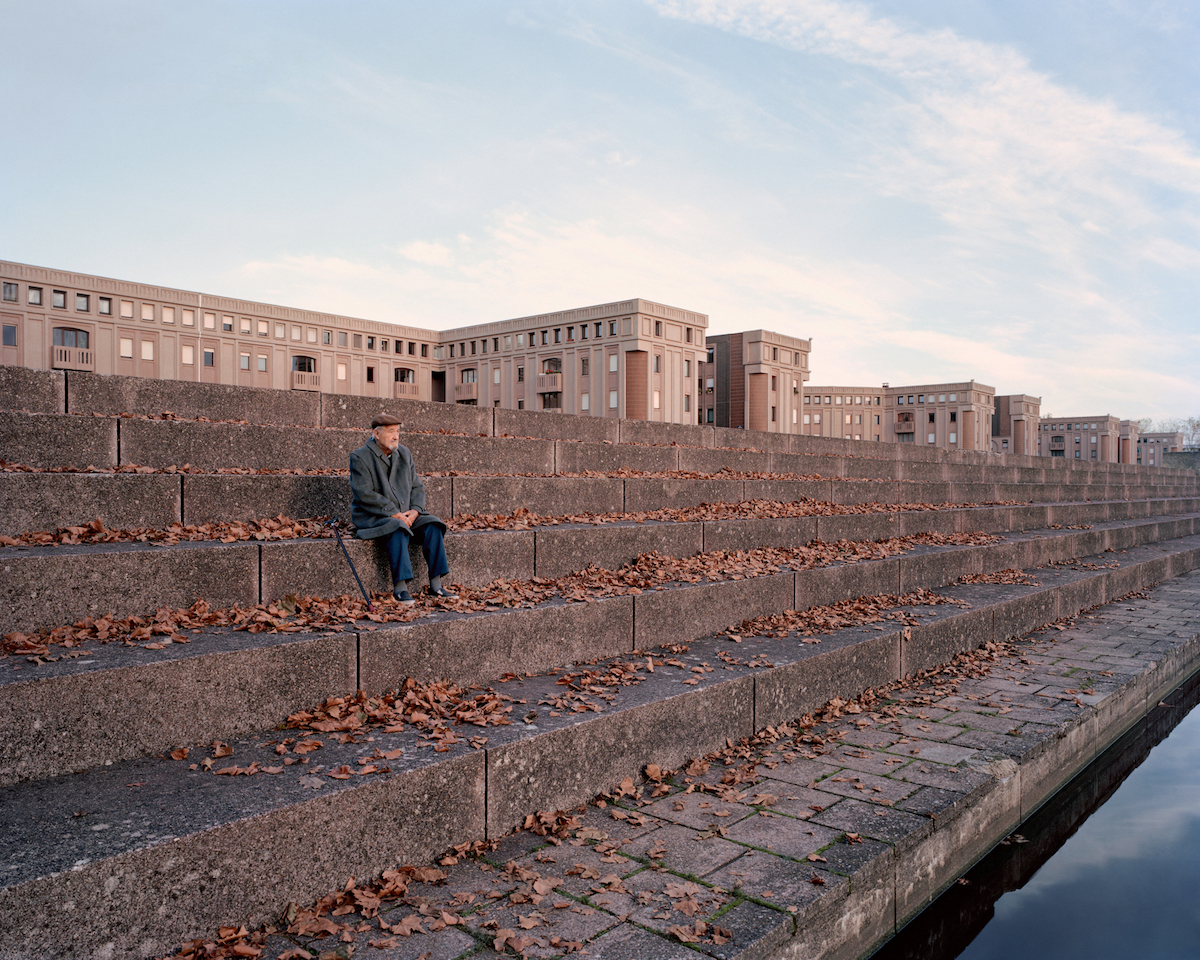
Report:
350,413,454,604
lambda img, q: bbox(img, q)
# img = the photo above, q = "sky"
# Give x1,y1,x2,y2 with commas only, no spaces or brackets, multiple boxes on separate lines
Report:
3,0,1198,420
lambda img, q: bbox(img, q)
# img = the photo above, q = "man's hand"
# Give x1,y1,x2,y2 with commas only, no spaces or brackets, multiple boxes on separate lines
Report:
392,509,420,528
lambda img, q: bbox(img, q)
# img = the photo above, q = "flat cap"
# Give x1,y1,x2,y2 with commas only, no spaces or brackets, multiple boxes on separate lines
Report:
370,413,402,428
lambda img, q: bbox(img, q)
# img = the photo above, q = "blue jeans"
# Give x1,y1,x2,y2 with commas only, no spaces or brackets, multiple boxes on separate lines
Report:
386,523,449,586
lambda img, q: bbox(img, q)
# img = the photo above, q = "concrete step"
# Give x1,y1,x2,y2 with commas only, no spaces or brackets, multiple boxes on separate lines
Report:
4,408,1195,496
3,533,1199,960
5,514,1199,788
3,496,1199,636
2,460,1199,537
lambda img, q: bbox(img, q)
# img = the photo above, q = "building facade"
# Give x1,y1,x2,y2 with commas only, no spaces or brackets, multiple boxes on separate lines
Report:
698,330,811,432
991,394,1042,456
883,382,995,451
1137,431,1185,466
1037,416,1127,461
800,386,885,441
0,260,706,423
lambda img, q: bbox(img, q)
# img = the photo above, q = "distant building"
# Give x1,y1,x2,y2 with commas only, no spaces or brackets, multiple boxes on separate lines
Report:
1037,415,1128,462
800,386,885,441
698,330,811,431
884,381,995,451
0,260,707,424
991,394,1042,456
1137,431,1185,466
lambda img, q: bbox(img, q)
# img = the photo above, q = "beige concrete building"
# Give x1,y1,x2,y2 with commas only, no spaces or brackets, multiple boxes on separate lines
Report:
1138,431,1185,466
697,330,811,431
884,381,995,451
1037,415,1127,462
800,386,885,441
0,260,706,424
991,394,1042,456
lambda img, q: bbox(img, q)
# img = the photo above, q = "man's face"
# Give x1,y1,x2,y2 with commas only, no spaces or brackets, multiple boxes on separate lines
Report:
374,424,401,452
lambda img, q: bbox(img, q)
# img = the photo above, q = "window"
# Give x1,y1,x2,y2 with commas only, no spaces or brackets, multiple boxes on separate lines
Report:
609,390,618,408
181,345,194,365
119,338,133,358
1,324,15,346
481,340,487,354
824,396,831,404
100,297,113,315
707,378,714,391
897,396,904,405
517,334,525,348
505,336,512,349
655,320,663,337
158,306,173,324
182,310,195,327
493,368,501,384
240,318,251,334
223,316,234,332
308,328,317,343
813,414,821,424
581,326,588,340
772,347,778,361
541,331,549,346
929,412,936,423
277,324,287,339
324,331,332,345
462,369,477,383
449,345,455,358
1,282,16,301
654,355,661,373
684,395,690,412
908,395,915,404
30,287,47,306
803,414,811,425
257,320,268,337
420,344,428,358
653,390,660,409
855,414,862,424
949,394,957,402
845,413,851,425
366,366,374,382
595,323,602,338
804,395,811,404
381,339,389,353
581,392,589,411
772,377,778,391
684,359,690,377
142,303,155,321
928,433,936,443
949,411,957,422
854,396,861,404
338,332,348,347
609,354,618,372
203,349,215,367
240,352,250,370
493,338,499,352
918,395,924,403
949,432,957,444
53,327,90,348
292,326,302,341
874,415,880,425
939,395,946,402
75,293,90,312
141,340,154,361
581,357,589,376
394,367,413,382
53,290,67,309
517,366,525,382
707,409,714,423
337,362,347,381
609,321,616,336
294,356,316,373
554,329,561,344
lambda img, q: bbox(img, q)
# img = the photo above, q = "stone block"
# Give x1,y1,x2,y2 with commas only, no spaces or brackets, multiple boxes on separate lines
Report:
755,629,902,728
713,424,791,452
485,675,755,837
902,606,994,676
831,481,899,506
952,482,999,503
898,481,954,505
676,446,773,474
359,596,634,690
533,522,702,579
623,478,743,512
0,410,117,469
0,364,64,414
450,476,622,518
181,474,353,525
702,516,818,553
0,541,259,635
0,750,484,960
743,478,833,502
0,473,180,536
898,546,981,593
320,392,491,434
65,370,321,425
634,573,795,648
1010,504,1051,531
895,508,962,538
991,586,1060,642
837,458,901,481
555,440,678,475
404,433,554,475
971,540,1022,574
495,407,618,443
0,630,357,785
120,419,355,470
620,418,712,449
898,460,949,482
795,559,900,610
816,513,897,543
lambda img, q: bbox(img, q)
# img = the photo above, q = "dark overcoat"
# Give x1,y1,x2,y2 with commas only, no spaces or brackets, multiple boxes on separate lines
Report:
349,438,446,540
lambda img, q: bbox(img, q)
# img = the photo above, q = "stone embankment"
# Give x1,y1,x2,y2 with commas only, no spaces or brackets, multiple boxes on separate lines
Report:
1,366,1198,960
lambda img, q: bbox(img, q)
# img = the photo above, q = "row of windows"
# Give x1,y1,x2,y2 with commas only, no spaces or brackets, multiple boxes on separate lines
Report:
806,395,883,405
896,393,962,405
1044,423,1102,431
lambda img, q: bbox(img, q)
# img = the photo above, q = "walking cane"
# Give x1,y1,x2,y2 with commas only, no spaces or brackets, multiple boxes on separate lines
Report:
326,519,375,613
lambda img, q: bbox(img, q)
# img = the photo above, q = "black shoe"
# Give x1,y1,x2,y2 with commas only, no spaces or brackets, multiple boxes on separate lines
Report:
425,584,457,599
393,588,415,605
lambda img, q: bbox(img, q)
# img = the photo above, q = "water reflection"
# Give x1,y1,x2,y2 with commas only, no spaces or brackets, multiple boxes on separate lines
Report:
870,668,1200,960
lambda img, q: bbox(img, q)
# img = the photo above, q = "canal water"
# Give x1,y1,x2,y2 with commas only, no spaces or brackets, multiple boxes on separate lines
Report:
870,667,1200,960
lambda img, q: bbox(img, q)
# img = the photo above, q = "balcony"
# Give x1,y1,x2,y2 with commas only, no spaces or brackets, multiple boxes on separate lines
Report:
394,381,420,400
894,420,915,433
454,382,478,402
50,346,94,372
291,371,320,392
536,372,563,393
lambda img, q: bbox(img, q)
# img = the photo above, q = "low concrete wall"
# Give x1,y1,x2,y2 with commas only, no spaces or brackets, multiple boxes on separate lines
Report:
0,411,117,469
0,366,64,414
0,473,180,535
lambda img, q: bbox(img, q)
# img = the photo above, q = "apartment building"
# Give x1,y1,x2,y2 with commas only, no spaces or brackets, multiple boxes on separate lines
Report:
991,394,1042,455
1037,415,1127,462
884,381,995,451
800,386,885,440
698,330,811,431
1138,431,1185,466
0,260,706,424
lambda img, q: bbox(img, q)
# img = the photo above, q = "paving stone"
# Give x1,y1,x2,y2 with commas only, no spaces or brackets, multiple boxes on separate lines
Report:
706,850,846,909
722,811,843,860
750,778,835,819
810,797,931,848
885,738,979,766
815,744,913,777
641,790,757,831
699,898,796,960
809,769,918,805
464,893,619,958
889,718,964,741
512,841,635,899
891,762,994,795
746,755,837,789
593,869,731,938
575,922,697,960
620,823,746,878
950,728,1042,759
